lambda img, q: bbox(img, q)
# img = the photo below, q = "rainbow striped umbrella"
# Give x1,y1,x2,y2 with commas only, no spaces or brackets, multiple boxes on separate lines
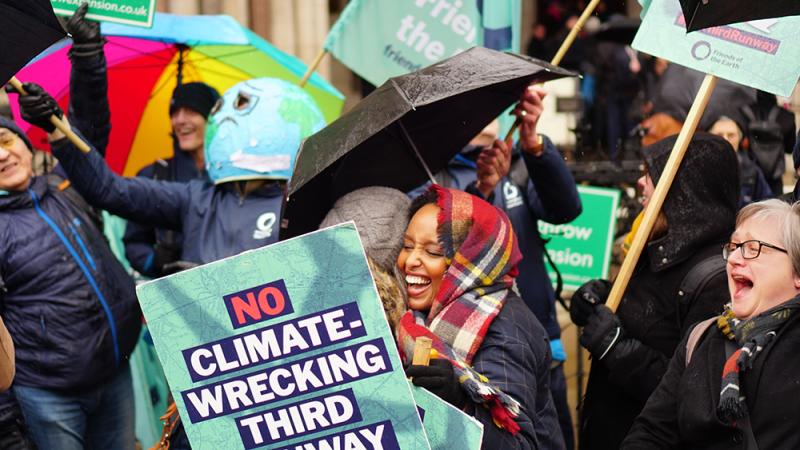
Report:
13,13,343,176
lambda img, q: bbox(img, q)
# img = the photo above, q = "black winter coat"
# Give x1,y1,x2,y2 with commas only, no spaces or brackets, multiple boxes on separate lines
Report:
623,310,800,449
579,134,740,449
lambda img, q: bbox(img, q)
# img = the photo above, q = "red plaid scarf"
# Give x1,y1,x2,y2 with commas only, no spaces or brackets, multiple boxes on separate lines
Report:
397,185,523,434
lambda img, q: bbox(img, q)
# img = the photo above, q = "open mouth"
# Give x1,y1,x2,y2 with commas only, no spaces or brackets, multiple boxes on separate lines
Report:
0,162,17,174
731,274,754,298
175,127,197,137
405,274,431,297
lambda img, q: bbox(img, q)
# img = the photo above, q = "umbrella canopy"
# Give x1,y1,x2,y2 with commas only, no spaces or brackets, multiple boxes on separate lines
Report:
13,12,344,176
0,0,64,85
282,46,577,239
680,0,800,32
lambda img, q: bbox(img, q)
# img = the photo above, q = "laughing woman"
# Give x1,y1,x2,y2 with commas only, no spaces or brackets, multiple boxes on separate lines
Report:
623,199,800,449
398,185,565,450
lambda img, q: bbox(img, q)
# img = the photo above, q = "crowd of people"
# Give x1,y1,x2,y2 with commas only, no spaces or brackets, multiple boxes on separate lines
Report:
2,3,800,450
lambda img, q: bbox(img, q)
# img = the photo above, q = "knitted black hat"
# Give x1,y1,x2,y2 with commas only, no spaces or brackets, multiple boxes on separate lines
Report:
0,116,33,152
169,82,220,118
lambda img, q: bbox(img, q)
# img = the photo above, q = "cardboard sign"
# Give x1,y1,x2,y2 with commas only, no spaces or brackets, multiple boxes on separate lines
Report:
539,186,620,290
632,0,800,97
136,223,431,450
412,386,483,450
51,0,156,28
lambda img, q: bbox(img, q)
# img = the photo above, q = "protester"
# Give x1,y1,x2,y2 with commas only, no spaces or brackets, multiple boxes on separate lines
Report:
400,185,565,450
123,82,220,277
570,133,740,449
0,4,132,449
623,199,800,449
782,131,800,203
27,78,325,267
709,116,772,207
0,110,140,450
410,84,581,449
741,91,796,196
319,186,411,333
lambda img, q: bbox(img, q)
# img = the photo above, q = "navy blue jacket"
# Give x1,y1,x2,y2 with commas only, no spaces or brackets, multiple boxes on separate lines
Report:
472,294,566,449
0,177,141,390
123,148,204,276
411,138,582,340
51,138,285,265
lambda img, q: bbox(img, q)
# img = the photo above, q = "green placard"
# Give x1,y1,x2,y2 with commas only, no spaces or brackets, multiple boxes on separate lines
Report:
412,386,483,450
632,0,800,97
51,0,156,28
539,186,620,290
136,223,431,450
323,0,520,87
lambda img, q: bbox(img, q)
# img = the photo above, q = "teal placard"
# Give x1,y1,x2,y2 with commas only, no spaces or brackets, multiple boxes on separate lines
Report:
632,0,800,97
323,0,520,87
136,223,431,450
51,0,156,28
412,386,483,450
539,186,620,290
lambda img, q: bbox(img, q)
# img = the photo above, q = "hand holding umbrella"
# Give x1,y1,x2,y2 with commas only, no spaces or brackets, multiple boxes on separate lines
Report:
6,80,90,153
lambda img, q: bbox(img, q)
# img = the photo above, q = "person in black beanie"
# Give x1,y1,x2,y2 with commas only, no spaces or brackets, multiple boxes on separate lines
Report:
122,81,220,278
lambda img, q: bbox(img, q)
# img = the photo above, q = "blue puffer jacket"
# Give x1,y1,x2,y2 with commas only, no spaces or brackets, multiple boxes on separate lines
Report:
51,138,285,265
0,177,141,390
410,137,582,341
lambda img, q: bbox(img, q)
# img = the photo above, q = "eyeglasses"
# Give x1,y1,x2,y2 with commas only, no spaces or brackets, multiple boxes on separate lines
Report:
722,240,788,261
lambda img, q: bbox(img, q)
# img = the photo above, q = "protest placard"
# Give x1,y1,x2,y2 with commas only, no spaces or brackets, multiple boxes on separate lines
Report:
136,223,431,450
323,0,520,87
412,386,482,450
51,0,155,28
538,186,620,290
632,0,800,97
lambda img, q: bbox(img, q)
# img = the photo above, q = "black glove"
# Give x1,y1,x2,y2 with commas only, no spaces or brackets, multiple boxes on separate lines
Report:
152,242,181,275
66,3,105,57
406,358,466,408
6,83,62,133
570,279,611,326
579,305,624,360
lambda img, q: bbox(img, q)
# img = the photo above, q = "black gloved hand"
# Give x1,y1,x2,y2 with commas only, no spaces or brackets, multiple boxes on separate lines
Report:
406,358,466,408
579,305,624,360
5,83,62,133
66,3,105,57
570,279,611,326
152,242,181,275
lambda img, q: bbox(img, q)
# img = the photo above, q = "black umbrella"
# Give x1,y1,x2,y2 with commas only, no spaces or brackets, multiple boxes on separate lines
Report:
0,0,65,85
680,0,800,32
282,46,576,239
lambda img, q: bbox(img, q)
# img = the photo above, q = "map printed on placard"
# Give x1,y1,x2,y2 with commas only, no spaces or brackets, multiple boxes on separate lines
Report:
136,223,431,450
633,0,800,97
412,386,483,450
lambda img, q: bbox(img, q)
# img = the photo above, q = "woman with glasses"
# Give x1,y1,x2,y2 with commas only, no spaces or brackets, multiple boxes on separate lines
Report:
569,134,740,449
624,199,800,449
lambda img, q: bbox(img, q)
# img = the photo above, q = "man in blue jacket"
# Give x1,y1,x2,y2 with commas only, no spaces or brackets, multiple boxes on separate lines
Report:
410,86,582,449
123,82,220,277
0,5,139,449
0,114,141,449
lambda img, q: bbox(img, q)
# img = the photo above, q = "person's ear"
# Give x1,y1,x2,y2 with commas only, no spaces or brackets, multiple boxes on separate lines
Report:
793,275,800,291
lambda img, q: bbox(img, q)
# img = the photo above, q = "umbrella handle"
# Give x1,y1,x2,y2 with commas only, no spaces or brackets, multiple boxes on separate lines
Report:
7,77,91,154
606,74,718,312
